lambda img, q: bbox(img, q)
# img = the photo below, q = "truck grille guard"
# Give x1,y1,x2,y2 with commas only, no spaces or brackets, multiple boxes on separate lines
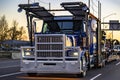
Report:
21,34,81,62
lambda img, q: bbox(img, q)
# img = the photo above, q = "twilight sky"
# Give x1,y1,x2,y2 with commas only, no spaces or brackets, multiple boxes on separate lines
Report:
0,0,120,26
0,0,120,40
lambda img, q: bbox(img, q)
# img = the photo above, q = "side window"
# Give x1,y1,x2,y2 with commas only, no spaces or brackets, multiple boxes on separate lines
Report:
43,23,49,33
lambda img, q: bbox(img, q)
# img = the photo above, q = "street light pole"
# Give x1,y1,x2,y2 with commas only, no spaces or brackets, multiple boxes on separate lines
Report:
102,13,116,49
28,0,30,4
103,13,116,29
49,2,51,10
88,0,90,9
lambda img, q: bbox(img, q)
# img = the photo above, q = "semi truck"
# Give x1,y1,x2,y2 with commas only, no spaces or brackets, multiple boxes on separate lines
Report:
18,2,105,77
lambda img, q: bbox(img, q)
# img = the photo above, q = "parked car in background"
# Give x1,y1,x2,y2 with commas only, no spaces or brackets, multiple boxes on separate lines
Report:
113,45,120,59
113,45,120,52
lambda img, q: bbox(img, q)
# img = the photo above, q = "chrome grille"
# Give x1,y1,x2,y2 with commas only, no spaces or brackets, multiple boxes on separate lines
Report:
37,44,63,50
37,36,63,42
35,34,64,57
37,52,63,57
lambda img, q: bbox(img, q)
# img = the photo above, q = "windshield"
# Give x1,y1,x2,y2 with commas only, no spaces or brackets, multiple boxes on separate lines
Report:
58,22,73,30
42,20,85,34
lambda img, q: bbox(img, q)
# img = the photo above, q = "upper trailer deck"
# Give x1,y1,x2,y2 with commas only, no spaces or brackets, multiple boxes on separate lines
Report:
18,2,97,21
18,3,53,20
61,2,89,16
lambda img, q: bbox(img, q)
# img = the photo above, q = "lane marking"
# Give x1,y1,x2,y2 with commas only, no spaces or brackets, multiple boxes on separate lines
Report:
19,77,80,80
90,74,102,80
0,65,20,69
0,72,22,78
116,62,120,66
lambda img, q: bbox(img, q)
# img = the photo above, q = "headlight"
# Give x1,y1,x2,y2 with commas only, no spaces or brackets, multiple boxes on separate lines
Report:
73,52,78,56
24,51,34,56
66,50,78,57
25,52,31,56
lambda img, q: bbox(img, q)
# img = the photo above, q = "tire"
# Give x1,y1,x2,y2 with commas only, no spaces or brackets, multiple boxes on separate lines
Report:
77,60,87,78
77,71,86,78
27,73,37,76
81,70,87,77
80,56,87,77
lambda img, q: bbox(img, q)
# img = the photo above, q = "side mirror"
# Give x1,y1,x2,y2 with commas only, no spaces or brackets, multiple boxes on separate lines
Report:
18,8,22,13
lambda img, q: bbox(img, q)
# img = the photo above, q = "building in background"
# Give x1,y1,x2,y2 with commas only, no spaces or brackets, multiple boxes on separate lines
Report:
109,20,120,30
0,40,30,51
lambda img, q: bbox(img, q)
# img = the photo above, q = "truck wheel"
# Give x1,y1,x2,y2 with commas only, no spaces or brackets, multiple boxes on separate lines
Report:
77,71,86,77
27,73,37,76
81,70,86,77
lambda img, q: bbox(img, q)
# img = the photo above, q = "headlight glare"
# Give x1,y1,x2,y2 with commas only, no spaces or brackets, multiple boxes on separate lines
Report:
66,50,78,57
25,52,31,56
24,51,34,56
73,52,78,56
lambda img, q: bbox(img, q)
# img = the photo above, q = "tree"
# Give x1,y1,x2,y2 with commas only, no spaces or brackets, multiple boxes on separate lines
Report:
7,20,26,40
8,20,19,40
17,26,26,40
0,15,26,41
0,15,8,41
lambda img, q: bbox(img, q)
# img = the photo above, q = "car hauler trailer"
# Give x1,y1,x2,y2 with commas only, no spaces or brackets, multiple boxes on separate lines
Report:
18,2,105,77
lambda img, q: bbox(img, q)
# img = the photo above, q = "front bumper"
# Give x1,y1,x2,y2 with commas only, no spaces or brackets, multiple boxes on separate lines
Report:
21,60,81,74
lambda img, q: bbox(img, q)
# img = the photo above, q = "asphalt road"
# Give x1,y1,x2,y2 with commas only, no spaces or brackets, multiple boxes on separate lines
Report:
0,59,120,80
